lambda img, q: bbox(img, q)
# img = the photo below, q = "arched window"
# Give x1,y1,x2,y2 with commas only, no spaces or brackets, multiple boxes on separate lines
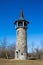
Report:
21,53,23,55
18,21,23,26
24,22,27,26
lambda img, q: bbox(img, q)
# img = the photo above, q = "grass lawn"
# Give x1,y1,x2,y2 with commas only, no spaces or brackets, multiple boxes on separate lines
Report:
0,59,43,65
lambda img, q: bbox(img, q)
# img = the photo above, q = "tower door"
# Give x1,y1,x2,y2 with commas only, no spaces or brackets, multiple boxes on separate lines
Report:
16,51,19,59
16,50,21,59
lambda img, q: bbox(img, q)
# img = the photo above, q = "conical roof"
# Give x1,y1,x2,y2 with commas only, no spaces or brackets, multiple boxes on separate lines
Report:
19,8,24,20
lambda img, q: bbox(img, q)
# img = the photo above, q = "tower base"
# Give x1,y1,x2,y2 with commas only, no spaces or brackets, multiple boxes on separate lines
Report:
15,50,27,60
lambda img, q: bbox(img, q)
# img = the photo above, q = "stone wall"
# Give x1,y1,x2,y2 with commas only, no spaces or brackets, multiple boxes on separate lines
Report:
15,28,27,60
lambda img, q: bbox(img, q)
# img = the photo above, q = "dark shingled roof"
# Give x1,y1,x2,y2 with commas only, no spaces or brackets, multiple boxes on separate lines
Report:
14,9,29,24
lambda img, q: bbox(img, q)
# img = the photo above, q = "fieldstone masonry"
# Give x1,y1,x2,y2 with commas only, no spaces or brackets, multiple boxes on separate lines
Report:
16,28,27,60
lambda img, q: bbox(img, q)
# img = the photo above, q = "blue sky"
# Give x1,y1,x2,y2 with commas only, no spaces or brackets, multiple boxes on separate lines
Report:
0,0,43,52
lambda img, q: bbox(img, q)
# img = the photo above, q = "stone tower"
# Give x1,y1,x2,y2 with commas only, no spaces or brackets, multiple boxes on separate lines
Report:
14,9,29,60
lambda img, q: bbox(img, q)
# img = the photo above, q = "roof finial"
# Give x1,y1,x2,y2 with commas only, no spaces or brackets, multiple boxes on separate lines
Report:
20,8,24,18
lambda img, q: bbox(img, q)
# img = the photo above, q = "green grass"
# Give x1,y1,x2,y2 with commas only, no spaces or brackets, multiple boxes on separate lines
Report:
0,59,43,65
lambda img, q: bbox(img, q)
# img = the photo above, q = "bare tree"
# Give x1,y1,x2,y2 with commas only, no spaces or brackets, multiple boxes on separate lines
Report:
0,38,15,59
7,42,15,59
0,37,8,59
9,43,15,58
31,41,35,53
40,40,43,49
